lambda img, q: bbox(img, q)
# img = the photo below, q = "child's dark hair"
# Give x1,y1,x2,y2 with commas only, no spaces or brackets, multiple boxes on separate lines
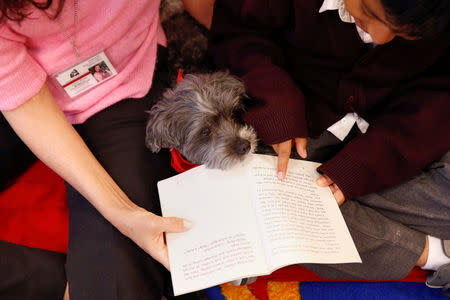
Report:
381,0,450,39
0,0,64,23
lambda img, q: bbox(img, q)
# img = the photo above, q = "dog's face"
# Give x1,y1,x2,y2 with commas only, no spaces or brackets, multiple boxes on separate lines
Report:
146,72,257,169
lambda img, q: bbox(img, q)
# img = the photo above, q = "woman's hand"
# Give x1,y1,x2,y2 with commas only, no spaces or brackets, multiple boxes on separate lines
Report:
116,207,191,270
272,138,307,180
316,174,345,205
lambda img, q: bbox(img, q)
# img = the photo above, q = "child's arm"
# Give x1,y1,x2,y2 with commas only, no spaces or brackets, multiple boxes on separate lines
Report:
209,0,308,175
209,0,450,200
317,85,450,200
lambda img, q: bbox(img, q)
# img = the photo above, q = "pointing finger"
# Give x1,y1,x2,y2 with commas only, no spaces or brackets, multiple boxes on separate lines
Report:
276,140,292,180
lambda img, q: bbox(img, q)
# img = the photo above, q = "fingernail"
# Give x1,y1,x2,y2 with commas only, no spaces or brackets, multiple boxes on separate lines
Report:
302,149,307,158
277,171,284,180
183,219,194,229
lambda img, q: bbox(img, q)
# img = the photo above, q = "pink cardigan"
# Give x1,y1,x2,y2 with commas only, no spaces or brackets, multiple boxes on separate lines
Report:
0,0,166,124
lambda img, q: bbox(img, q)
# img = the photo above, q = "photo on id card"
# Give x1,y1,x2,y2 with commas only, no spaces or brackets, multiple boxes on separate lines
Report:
53,51,117,98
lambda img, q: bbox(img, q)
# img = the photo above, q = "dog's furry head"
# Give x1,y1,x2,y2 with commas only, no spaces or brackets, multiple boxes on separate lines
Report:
146,72,257,169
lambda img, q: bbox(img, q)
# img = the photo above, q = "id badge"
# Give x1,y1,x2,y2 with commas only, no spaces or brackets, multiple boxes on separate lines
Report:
53,51,117,98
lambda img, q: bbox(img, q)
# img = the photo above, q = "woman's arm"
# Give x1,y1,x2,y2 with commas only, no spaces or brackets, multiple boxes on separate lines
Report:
2,84,188,269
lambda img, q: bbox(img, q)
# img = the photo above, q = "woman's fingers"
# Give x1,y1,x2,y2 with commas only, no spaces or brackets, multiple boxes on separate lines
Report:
158,216,192,233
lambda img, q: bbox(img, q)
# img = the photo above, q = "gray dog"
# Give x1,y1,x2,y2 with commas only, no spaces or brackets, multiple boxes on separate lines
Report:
145,72,258,169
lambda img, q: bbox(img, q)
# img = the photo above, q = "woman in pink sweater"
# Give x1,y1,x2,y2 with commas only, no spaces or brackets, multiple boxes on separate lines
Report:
0,1,195,299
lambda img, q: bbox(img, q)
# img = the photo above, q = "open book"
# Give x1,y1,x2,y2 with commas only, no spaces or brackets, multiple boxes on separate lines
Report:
158,154,361,296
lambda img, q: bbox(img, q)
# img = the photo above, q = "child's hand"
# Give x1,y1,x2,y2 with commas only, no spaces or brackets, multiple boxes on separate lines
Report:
272,137,307,180
316,174,345,205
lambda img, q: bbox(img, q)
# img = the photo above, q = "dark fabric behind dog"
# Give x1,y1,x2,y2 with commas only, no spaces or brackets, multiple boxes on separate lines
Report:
0,114,36,192
160,0,215,85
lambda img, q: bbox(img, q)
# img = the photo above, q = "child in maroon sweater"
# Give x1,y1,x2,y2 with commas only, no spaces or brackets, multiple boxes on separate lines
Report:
184,0,450,293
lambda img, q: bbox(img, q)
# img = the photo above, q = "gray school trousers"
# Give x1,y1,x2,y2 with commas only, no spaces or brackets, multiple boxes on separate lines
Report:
301,130,450,280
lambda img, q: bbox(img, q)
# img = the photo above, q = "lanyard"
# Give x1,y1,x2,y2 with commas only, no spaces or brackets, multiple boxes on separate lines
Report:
54,0,80,58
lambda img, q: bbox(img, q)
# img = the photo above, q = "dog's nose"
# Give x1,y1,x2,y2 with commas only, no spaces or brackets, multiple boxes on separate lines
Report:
233,139,251,155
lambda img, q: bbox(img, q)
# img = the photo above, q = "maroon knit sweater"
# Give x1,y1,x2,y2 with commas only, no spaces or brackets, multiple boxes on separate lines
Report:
209,0,450,200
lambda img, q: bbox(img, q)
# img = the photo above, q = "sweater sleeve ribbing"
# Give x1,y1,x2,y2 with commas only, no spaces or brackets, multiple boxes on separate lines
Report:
0,25,47,111
208,0,307,144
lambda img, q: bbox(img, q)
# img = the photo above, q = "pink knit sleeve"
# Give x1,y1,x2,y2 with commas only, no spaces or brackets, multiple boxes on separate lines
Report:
0,25,47,111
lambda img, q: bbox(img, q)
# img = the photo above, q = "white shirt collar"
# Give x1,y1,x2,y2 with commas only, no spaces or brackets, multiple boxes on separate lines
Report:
319,0,374,43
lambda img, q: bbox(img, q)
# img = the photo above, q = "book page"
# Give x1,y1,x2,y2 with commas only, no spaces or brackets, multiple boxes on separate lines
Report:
158,164,268,296
247,154,361,270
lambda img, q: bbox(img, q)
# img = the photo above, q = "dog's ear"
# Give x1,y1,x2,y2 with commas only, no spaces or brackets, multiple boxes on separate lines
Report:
145,99,183,152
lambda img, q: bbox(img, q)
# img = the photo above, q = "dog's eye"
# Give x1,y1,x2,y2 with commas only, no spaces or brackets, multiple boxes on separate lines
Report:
201,127,211,136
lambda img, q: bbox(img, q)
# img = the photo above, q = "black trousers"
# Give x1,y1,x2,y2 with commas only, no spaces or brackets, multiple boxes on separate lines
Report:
0,240,66,300
66,49,179,300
